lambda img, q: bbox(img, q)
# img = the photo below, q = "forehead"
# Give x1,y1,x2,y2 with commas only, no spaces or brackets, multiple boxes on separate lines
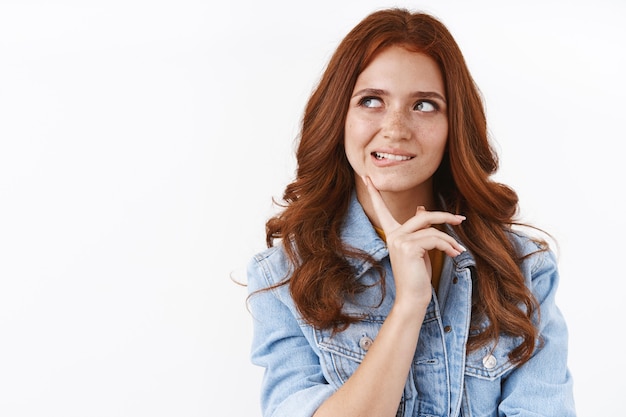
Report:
355,46,444,92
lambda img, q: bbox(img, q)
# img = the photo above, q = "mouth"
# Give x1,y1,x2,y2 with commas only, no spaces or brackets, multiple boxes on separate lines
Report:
372,151,414,161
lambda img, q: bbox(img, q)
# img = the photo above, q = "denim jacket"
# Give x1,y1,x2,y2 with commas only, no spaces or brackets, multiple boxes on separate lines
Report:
247,194,576,417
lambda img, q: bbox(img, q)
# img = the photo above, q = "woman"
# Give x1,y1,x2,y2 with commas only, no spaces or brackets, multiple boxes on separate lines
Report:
246,8,575,417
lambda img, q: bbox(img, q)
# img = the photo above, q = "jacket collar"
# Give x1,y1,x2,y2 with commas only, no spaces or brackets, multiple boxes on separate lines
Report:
339,192,388,278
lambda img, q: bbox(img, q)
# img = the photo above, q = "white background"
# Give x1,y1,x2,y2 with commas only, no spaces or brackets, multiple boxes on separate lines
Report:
0,0,624,416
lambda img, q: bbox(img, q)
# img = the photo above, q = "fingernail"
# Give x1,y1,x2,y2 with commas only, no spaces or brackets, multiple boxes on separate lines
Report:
456,214,466,220
458,244,467,252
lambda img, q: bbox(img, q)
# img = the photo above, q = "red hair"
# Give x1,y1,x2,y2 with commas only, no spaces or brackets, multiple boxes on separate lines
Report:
264,8,541,365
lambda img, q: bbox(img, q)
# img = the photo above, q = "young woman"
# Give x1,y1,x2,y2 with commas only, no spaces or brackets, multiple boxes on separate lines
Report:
246,8,575,417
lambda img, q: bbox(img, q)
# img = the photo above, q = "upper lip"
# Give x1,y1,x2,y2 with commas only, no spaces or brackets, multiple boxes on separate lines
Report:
371,149,416,159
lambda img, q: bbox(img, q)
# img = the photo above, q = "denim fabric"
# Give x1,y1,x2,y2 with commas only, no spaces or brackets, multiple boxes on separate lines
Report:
247,193,576,417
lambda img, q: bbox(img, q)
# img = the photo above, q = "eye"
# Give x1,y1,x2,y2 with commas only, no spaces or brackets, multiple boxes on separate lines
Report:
359,96,383,108
414,100,438,112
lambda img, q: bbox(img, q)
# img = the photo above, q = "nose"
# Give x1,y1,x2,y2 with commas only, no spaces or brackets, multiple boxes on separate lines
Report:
381,108,411,141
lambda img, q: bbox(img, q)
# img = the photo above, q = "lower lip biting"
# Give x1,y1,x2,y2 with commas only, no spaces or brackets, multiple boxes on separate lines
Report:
371,153,412,166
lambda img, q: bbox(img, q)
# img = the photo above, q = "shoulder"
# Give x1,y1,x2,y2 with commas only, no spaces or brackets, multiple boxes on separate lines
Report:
506,228,559,297
507,228,546,254
246,242,292,294
246,243,307,331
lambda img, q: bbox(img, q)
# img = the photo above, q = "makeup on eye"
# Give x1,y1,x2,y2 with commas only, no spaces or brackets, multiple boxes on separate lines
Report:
354,90,446,112
359,96,384,108
414,100,438,112
357,97,441,113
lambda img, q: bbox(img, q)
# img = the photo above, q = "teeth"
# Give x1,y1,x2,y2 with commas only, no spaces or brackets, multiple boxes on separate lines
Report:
374,152,413,161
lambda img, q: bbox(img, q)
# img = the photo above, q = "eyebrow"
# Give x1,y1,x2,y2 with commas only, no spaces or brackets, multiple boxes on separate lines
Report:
352,88,447,103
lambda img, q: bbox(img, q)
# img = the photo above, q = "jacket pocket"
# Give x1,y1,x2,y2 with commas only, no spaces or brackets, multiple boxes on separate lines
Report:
464,335,520,380
315,317,381,384
314,316,414,402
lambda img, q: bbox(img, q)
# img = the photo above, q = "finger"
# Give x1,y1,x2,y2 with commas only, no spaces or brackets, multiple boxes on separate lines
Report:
400,210,466,233
361,175,400,233
420,234,466,258
400,228,467,255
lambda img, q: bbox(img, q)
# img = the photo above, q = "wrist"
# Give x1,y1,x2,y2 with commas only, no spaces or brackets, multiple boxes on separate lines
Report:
389,297,429,324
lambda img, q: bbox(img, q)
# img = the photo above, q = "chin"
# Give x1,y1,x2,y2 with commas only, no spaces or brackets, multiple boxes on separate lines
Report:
373,182,417,193
371,176,433,195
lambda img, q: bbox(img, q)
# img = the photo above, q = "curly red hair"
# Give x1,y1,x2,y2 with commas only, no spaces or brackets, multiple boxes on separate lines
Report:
264,8,541,365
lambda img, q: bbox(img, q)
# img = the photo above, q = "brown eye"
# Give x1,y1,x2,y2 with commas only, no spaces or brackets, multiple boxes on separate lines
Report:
414,101,437,112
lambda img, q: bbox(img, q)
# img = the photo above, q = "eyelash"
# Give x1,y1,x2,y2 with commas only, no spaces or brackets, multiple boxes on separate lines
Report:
358,96,382,108
414,100,439,112
357,96,439,112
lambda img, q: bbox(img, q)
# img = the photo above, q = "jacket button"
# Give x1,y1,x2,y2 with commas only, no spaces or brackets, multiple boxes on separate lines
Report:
444,325,452,333
453,277,458,284
359,336,373,351
482,354,497,369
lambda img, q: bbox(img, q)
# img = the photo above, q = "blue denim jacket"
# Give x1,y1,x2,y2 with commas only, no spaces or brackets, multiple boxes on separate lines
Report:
247,194,576,417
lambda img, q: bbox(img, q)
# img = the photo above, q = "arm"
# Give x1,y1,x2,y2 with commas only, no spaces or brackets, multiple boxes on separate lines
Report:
313,177,466,417
247,254,335,417
498,247,576,416
312,299,426,417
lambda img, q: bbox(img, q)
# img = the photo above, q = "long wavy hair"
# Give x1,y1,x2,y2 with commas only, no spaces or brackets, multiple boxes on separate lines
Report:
264,8,542,365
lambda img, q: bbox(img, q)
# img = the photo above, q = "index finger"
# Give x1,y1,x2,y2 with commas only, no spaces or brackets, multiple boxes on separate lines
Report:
361,175,400,234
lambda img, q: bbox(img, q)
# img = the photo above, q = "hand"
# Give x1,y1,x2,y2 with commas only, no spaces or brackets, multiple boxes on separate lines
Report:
362,176,466,306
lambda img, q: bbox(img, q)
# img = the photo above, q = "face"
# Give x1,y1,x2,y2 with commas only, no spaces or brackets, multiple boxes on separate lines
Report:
345,45,448,203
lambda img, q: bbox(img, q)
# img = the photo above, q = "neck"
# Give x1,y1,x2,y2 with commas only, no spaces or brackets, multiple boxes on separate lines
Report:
356,181,437,228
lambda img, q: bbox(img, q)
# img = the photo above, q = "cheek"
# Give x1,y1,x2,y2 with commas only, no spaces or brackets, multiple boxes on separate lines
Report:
440,126,449,154
343,125,369,173
344,121,365,150
343,137,362,169
345,117,374,146
433,138,448,164
437,127,448,152
427,120,448,154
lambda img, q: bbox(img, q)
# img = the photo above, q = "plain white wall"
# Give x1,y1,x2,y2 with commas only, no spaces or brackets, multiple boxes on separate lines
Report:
0,0,624,416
